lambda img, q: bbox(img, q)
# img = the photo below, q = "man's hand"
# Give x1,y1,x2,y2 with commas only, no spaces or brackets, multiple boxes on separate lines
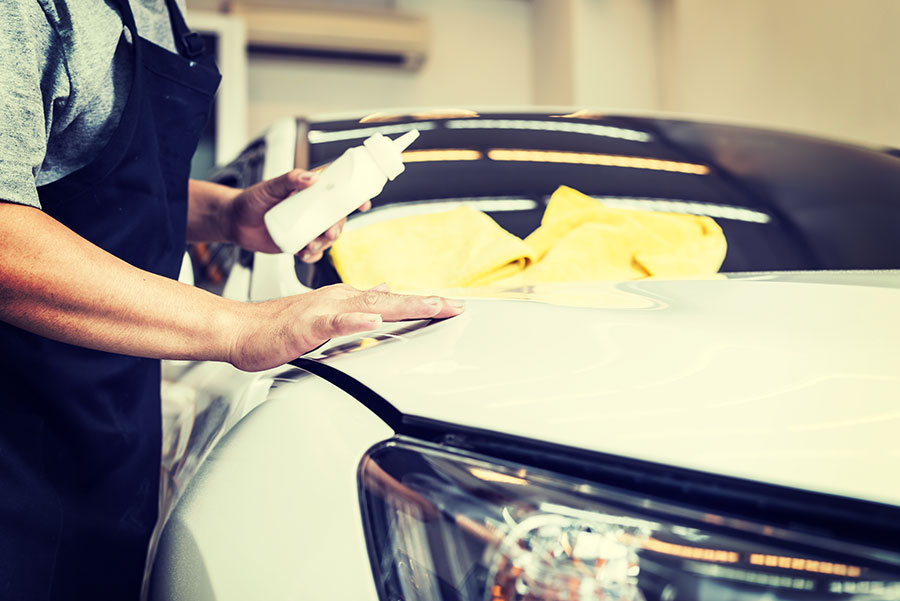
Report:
228,284,463,372
1,204,464,371
223,169,371,261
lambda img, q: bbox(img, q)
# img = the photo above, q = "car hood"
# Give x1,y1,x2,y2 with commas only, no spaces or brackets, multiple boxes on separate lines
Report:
307,272,900,506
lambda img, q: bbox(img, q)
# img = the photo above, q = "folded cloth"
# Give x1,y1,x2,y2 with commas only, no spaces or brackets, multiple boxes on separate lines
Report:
330,206,534,291
330,186,726,291
496,186,726,285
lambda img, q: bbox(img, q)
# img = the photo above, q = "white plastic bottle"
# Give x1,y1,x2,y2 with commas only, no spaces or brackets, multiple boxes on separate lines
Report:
264,129,420,255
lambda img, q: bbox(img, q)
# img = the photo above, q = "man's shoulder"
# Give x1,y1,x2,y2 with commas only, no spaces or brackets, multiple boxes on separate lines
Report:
29,1,125,86
33,1,123,37
0,2,51,37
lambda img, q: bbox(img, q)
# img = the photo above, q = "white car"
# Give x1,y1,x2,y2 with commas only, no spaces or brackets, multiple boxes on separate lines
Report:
149,112,900,601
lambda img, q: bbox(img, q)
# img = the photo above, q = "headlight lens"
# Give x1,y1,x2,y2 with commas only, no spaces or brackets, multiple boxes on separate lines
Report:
359,438,900,601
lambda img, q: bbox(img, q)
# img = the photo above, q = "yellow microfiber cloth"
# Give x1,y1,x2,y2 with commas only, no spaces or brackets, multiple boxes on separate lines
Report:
331,206,535,290
496,186,727,285
330,186,727,291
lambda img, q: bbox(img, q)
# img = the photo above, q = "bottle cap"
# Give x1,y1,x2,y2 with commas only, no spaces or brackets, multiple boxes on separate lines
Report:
363,129,420,180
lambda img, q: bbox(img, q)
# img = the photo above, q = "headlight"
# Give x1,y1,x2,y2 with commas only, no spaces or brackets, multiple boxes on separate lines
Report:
359,438,900,601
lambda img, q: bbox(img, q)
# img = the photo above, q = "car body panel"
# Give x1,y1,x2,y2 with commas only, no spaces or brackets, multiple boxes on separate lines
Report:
150,370,391,601
306,273,900,507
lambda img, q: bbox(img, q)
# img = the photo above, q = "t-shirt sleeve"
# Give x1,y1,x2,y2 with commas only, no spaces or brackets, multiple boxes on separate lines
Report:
0,2,60,210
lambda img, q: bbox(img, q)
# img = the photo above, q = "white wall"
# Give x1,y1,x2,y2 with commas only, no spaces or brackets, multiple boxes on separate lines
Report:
187,0,899,149
531,0,660,110
574,0,660,111
205,0,534,138
659,0,900,148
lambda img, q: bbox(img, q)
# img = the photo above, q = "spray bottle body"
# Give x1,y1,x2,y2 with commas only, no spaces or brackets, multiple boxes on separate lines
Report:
264,130,419,255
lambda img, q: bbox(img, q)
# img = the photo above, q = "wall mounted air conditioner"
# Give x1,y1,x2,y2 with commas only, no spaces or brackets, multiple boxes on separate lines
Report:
225,2,428,68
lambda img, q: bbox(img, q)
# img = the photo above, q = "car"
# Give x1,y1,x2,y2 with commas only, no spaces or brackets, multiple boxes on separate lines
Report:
148,110,900,601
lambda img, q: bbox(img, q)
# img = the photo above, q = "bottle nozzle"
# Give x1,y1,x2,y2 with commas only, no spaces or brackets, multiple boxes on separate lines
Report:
394,129,420,152
363,129,421,181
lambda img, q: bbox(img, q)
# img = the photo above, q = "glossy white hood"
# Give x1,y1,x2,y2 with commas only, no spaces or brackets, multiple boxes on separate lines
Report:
308,272,900,507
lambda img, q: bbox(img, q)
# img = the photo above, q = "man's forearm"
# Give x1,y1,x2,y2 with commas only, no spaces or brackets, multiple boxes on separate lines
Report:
1,200,463,373
0,202,241,362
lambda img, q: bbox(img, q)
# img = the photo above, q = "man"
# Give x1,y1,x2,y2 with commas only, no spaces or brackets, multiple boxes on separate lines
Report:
0,1,462,598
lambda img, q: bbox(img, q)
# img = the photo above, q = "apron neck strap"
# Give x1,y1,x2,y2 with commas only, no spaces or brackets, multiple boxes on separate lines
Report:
163,0,207,58
115,0,139,37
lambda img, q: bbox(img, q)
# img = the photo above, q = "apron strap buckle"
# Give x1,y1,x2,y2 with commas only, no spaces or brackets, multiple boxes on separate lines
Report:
181,32,206,58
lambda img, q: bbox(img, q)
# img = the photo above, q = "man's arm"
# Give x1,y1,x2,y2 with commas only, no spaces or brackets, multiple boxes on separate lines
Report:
187,169,371,263
0,202,462,372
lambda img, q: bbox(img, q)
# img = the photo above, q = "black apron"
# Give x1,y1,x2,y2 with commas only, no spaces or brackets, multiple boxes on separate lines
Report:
0,0,219,598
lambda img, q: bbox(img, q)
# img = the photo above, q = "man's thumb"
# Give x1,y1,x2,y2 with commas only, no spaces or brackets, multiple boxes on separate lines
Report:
260,169,318,206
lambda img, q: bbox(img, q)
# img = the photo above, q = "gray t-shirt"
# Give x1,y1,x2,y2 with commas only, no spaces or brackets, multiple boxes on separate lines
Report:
0,0,187,209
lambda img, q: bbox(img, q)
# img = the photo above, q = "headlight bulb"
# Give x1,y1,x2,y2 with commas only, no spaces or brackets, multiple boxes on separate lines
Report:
484,512,648,601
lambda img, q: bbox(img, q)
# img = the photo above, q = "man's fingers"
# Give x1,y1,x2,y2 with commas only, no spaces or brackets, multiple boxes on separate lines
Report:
306,294,463,348
232,287,465,370
326,221,344,240
297,221,345,262
431,297,465,318
299,249,324,263
309,223,342,248
260,169,317,205
317,221,344,243
344,290,464,321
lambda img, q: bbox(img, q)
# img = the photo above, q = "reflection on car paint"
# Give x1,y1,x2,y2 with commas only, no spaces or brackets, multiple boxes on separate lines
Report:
316,318,439,359
444,118,652,143
595,196,771,223
486,149,710,174
309,121,436,144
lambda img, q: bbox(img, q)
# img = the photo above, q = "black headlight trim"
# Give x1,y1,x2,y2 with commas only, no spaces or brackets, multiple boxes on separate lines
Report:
290,357,404,429
358,437,900,601
399,416,900,572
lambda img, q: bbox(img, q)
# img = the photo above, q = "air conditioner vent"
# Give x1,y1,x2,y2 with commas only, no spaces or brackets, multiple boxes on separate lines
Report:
225,2,428,68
